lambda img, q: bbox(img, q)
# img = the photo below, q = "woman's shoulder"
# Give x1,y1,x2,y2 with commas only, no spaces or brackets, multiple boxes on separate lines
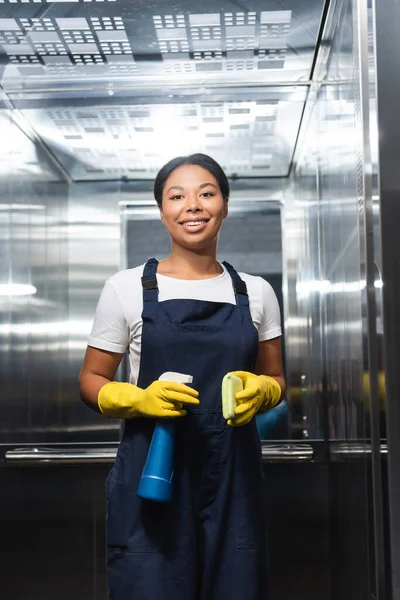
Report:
106,264,146,291
237,271,276,299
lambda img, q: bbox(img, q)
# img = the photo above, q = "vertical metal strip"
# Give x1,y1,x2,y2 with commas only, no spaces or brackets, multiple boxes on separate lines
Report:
373,1,400,597
355,0,387,597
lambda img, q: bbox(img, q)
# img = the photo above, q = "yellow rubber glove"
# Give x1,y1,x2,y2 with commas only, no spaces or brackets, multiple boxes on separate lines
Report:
227,371,281,427
98,380,199,419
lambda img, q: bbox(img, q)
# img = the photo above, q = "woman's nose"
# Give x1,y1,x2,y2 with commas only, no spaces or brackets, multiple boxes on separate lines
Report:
185,194,202,211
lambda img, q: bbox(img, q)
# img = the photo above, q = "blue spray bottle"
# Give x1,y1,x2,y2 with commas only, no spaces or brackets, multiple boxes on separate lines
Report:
137,372,193,502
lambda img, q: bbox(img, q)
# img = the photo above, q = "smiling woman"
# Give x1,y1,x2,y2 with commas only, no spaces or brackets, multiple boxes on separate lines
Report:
162,169,225,237
156,159,229,272
79,153,285,600
149,154,230,278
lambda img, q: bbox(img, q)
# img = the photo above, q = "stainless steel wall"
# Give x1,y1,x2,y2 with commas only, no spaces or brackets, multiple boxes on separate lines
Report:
374,1,400,596
282,0,389,598
66,181,121,442
0,117,122,444
0,108,70,444
0,131,120,597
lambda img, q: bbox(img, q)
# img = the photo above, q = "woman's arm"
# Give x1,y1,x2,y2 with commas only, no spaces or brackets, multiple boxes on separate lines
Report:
79,346,124,412
254,337,286,401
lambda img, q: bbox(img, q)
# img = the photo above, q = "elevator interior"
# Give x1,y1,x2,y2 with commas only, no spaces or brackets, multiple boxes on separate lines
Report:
1,0,400,599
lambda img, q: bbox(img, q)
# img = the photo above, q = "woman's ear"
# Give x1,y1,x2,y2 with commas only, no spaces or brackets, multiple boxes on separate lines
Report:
159,205,164,222
223,198,229,219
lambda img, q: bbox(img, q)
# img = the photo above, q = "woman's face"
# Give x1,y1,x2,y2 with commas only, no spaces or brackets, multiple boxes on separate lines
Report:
160,164,228,250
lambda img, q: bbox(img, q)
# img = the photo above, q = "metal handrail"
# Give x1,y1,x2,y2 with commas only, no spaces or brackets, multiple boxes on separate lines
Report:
261,443,314,462
5,446,117,466
5,443,315,466
330,442,388,457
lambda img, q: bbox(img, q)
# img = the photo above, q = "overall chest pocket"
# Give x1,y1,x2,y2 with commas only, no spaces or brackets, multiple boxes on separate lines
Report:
159,299,237,327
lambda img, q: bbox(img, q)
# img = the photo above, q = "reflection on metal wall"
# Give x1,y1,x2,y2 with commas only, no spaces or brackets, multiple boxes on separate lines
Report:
66,181,121,442
283,21,371,442
0,114,122,444
0,109,69,444
283,3,373,438
282,0,387,597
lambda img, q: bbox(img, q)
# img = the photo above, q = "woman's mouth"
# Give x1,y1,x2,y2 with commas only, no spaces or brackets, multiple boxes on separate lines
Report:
180,219,209,232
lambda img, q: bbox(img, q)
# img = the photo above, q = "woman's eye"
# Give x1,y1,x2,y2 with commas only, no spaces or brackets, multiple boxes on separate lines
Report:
170,195,183,200
201,192,214,197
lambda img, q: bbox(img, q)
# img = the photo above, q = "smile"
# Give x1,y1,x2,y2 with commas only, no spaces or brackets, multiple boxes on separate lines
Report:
182,220,208,227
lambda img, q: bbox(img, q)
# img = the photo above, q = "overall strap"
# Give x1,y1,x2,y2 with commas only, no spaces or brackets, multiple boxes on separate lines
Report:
141,258,159,303
222,261,249,308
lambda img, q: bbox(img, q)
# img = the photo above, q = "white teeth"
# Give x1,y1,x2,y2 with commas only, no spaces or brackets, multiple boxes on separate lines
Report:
184,220,207,226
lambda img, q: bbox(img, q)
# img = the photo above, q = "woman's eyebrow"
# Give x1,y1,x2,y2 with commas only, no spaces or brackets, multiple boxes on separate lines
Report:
166,182,217,194
166,185,184,194
199,183,217,189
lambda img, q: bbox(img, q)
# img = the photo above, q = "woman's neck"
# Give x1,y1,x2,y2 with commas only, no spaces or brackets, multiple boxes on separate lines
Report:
158,246,223,280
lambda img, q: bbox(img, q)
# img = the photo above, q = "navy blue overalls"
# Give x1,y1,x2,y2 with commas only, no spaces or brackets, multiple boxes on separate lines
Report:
106,258,268,600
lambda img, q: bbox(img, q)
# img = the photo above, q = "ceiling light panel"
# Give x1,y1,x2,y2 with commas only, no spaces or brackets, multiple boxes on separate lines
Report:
0,13,134,77
0,2,325,87
20,94,305,179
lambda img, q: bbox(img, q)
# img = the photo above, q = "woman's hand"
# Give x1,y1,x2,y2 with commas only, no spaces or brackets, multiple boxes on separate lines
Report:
98,380,200,419
227,371,281,427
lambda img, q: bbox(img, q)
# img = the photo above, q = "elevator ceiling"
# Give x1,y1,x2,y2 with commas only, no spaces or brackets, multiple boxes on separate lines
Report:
0,0,326,181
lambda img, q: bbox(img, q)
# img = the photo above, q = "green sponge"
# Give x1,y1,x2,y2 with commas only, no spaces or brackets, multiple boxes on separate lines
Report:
221,373,243,420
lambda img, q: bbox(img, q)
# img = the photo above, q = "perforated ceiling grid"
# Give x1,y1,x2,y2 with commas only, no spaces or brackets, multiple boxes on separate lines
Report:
24,100,290,178
0,1,321,179
0,9,291,78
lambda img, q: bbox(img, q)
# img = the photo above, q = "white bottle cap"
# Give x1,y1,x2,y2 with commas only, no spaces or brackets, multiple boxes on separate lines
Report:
158,371,193,384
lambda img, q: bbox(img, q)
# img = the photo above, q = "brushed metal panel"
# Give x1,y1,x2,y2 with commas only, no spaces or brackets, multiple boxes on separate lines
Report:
282,0,388,597
65,181,121,442
0,110,69,445
374,0,400,596
0,115,121,445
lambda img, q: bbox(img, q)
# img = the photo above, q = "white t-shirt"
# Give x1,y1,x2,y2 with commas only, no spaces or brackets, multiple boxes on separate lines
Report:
88,263,282,385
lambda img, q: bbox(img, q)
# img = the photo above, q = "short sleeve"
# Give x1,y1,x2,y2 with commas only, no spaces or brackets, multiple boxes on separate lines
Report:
87,281,129,353
258,278,282,342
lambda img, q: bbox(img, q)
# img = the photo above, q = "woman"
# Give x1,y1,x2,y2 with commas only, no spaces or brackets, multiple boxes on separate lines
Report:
79,153,286,600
